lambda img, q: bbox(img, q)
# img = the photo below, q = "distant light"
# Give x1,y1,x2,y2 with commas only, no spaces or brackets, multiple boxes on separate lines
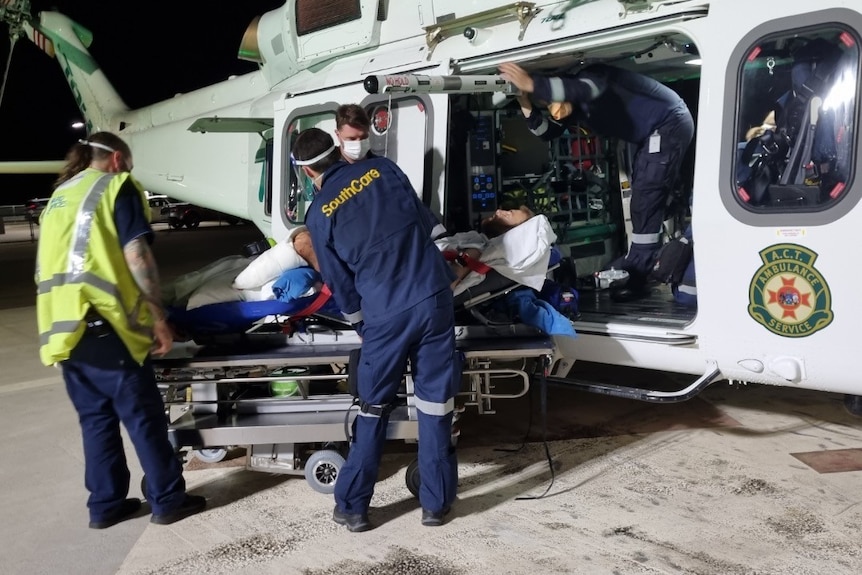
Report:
685,58,703,66
71,121,85,129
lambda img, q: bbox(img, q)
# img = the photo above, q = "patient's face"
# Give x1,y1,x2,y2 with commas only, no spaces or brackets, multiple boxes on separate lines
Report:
481,206,534,238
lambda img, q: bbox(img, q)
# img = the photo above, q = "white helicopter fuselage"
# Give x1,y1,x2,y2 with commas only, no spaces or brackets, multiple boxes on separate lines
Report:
18,0,862,398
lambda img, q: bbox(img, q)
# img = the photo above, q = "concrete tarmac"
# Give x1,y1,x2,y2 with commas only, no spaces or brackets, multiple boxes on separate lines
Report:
2,222,862,575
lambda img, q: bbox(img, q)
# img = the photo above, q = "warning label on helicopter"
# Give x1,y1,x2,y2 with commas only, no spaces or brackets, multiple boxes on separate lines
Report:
748,244,833,337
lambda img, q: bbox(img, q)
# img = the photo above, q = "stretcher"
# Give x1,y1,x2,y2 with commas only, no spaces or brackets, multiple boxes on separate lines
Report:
154,313,558,495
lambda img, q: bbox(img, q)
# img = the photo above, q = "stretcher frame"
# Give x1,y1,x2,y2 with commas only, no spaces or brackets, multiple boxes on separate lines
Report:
153,324,558,493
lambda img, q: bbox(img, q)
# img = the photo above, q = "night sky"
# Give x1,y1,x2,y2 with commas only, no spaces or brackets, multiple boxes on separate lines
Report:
0,0,283,204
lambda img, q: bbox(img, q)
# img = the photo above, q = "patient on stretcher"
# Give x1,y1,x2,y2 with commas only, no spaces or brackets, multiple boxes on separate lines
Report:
164,205,573,337
288,204,554,294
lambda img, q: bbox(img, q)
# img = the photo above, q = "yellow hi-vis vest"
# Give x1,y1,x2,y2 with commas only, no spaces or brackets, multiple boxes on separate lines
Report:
36,168,154,366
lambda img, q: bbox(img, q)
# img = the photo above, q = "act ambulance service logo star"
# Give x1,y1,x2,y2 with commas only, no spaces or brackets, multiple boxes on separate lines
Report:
748,244,833,337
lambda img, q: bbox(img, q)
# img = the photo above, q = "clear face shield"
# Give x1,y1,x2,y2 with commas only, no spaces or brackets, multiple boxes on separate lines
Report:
287,144,335,221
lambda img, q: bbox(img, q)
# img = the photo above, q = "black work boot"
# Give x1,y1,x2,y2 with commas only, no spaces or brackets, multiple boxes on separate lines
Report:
89,498,143,529
333,505,373,532
150,494,207,525
421,506,451,527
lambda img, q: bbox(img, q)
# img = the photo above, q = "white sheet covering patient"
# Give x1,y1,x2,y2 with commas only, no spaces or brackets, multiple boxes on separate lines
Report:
435,210,556,296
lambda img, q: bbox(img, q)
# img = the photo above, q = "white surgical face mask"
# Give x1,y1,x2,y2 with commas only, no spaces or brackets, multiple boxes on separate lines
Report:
341,138,370,161
312,173,324,191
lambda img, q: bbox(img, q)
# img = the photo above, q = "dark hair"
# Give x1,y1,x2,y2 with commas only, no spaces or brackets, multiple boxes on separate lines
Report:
481,206,535,238
55,131,131,188
335,104,371,132
292,128,342,173
481,217,515,239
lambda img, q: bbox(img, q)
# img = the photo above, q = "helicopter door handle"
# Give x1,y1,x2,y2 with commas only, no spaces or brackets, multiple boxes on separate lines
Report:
166,174,184,182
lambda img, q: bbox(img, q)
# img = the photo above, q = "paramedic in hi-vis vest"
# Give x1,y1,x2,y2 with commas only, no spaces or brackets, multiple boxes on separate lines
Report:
500,61,694,301
293,128,461,531
35,132,205,528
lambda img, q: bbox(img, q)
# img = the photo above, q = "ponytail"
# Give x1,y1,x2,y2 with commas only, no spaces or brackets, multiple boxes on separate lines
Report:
54,131,132,188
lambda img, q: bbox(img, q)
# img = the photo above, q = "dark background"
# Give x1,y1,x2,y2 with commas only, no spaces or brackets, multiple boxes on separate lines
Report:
0,1,283,204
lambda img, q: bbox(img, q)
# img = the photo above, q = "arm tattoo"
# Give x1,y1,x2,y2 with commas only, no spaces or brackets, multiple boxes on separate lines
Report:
123,237,166,321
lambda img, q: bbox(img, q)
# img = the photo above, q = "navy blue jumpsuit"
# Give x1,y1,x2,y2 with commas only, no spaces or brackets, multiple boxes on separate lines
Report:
306,157,461,515
525,64,694,279
60,182,188,523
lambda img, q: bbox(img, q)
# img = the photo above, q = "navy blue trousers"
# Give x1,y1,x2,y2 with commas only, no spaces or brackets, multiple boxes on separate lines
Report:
620,105,695,278
61,330,186,521
335,290,461,515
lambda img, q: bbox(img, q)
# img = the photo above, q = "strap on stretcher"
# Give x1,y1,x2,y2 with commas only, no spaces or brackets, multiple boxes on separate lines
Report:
289,284,333,319
443,250,493,275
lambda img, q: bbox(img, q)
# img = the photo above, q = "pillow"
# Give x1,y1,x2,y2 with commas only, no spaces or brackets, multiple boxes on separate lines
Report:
164,255,250,307
232,239,308,290
187,266,244,310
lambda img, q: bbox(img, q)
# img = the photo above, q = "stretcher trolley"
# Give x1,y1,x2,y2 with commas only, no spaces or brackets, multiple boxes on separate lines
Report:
153,320,558,495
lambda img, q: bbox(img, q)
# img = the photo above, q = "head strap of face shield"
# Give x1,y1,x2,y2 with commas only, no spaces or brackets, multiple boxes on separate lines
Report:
79,139,116,153
292,144,336,166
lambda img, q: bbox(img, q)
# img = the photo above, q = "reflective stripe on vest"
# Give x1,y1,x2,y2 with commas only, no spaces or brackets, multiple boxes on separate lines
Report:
37,170,152,365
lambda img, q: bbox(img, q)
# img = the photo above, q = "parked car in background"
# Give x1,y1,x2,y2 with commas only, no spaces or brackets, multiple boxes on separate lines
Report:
147,195,176,224
162,202,243,229
25,198,50,224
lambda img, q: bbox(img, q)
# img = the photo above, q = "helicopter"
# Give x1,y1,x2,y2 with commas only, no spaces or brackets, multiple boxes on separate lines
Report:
2,0,862,412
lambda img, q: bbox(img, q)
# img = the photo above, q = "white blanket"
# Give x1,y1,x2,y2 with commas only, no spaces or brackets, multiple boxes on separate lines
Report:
435,215,557,296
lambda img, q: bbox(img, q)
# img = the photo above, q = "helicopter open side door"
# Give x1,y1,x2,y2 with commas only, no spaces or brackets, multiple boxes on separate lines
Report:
270,87,451,243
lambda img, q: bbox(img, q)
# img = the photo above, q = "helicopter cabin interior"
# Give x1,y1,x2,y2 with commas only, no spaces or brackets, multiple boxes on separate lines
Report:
279,21,858,332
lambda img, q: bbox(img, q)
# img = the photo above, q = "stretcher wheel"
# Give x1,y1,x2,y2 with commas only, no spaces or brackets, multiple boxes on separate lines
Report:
405,458,421,498
304,449,345,494
193,447,228,464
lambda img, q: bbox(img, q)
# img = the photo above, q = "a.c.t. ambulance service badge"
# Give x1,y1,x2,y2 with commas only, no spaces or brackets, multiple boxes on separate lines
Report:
748,243,833,337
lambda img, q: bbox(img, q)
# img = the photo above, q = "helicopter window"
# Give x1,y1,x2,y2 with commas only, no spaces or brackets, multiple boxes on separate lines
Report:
284,97,434,226
735,25,858,212
296,0,361,36
285,111,337,225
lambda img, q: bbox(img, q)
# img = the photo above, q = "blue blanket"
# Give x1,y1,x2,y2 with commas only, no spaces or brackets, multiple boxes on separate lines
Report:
505,289,577,338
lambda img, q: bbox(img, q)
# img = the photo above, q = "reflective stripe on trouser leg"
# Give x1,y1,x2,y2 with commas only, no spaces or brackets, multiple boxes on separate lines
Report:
334,290,458,515
628,111,694,277
334,306,410,514
411,289,459,513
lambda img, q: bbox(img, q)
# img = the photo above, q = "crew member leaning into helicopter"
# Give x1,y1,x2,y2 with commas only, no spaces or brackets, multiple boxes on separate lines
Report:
499,61,694,301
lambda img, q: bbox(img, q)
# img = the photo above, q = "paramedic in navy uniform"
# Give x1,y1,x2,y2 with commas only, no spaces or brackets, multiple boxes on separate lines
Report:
292,128,460,531
500,61,694,300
